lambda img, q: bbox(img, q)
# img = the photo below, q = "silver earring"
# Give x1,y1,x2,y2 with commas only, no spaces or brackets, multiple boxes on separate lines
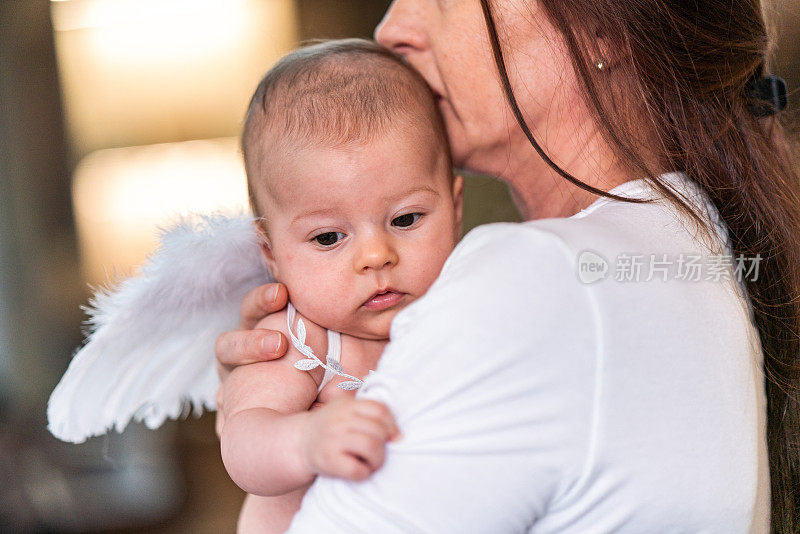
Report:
595,58,607,70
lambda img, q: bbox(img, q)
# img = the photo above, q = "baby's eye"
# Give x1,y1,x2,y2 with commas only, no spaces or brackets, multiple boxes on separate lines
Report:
313,231,345,247
392,213,422,228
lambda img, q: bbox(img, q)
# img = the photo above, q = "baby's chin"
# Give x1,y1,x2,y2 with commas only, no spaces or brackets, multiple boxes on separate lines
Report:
335,306,405,341
293,295,411,340
342,312,396,340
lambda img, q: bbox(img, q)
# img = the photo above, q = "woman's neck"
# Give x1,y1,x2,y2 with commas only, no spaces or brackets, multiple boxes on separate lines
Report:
484,110,636,220
502,147,633,220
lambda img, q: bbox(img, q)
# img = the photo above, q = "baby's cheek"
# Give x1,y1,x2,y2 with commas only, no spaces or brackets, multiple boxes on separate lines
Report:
408,245,450,293
292,295,340,326
284,270,352,329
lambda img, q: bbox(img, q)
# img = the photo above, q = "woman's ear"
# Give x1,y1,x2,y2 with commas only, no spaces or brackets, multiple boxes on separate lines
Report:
253,220,279,279
452,174,464,234
593,29,627,71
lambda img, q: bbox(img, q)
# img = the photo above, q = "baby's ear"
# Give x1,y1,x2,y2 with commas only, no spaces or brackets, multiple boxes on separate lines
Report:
452,174,464,232
253,220,279,279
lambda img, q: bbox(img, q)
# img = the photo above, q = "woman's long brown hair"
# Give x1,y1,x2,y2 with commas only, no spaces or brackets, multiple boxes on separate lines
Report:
480,0,800,530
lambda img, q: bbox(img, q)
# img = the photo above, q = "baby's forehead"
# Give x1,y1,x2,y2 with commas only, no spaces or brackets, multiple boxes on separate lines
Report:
255,129,450,213
248,53,440,156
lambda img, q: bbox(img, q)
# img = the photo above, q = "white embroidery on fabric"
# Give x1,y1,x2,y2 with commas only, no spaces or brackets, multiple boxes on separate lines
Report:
287,308,363,391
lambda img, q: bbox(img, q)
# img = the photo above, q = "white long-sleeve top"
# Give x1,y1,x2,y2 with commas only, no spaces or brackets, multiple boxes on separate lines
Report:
287,172,770,533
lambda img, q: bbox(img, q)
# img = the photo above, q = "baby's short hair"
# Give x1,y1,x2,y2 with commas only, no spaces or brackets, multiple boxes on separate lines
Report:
242,38,450,215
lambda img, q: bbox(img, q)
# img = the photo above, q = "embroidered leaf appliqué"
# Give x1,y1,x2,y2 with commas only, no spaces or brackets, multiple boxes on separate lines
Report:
328,360,344,374
338,381,362,391
296,318,307,345
294,359,319,371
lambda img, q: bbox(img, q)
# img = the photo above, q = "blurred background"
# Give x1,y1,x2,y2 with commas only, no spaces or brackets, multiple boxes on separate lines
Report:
0,0,797,532
0,0,521,532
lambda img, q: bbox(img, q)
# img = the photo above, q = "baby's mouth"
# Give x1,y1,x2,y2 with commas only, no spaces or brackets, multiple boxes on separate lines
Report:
362,289,405,311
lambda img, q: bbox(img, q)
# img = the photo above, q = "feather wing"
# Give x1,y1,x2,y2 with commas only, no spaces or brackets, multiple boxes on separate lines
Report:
47,212,270,443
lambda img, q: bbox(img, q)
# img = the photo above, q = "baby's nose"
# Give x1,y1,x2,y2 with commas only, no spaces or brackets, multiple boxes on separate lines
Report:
355,234,399,272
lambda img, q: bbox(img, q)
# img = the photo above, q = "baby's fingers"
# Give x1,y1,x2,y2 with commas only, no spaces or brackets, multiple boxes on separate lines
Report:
354,400,401,441
343,432,387,473
336,456,373,482
348,415,397,443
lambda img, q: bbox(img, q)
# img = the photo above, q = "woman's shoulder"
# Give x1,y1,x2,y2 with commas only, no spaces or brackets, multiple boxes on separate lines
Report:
438,221,576,282
442,183,716,289
389,221,596,342
369,222,602,498
443,208,640,273
425,220,602,306
453,220,568,254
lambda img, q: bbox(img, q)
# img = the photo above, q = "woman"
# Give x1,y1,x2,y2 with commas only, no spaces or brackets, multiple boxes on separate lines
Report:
216,0,799,531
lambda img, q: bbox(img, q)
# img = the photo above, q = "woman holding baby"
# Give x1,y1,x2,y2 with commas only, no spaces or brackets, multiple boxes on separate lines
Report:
217,0,798,531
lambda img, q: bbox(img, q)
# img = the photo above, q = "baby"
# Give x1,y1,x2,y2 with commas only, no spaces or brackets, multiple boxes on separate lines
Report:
219,39,463,532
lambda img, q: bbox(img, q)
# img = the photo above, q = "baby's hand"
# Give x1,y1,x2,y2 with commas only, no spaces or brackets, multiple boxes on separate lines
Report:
301,397,400,481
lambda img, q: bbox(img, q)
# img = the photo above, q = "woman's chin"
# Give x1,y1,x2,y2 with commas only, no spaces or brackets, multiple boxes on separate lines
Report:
448,141,475,172
447,135,503,178
453,150,498,179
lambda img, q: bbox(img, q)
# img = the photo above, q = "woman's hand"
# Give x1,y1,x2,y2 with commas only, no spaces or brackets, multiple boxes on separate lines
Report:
215,283,290,436
301,397,401,481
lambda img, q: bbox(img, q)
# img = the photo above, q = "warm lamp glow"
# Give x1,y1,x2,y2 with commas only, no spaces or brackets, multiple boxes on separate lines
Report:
53,0,298,286
51,0,299,157
72,138,250,286
53,0,248,61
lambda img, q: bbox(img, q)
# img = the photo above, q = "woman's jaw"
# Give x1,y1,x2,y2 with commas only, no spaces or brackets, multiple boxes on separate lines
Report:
375,0,632,221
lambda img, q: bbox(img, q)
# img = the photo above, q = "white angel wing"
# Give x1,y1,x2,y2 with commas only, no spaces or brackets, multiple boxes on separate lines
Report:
48,212,271,443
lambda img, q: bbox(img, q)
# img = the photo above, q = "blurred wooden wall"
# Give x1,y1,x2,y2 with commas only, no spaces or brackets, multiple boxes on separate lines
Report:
0,0,84,418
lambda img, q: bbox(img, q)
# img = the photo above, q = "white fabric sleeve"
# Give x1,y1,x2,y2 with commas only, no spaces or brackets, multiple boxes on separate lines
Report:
287,223,601,533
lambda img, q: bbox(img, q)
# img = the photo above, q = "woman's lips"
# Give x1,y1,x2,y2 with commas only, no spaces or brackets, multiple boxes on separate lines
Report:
363,290,405,311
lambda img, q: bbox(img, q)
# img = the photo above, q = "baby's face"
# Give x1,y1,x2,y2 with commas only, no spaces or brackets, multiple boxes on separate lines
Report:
257,128,462,340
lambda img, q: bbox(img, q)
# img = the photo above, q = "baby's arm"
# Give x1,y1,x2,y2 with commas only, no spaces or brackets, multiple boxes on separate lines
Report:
220,310,399,497
220,328,319,496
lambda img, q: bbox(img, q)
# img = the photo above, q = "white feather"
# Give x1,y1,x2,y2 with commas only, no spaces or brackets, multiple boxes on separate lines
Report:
47,212,271,443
